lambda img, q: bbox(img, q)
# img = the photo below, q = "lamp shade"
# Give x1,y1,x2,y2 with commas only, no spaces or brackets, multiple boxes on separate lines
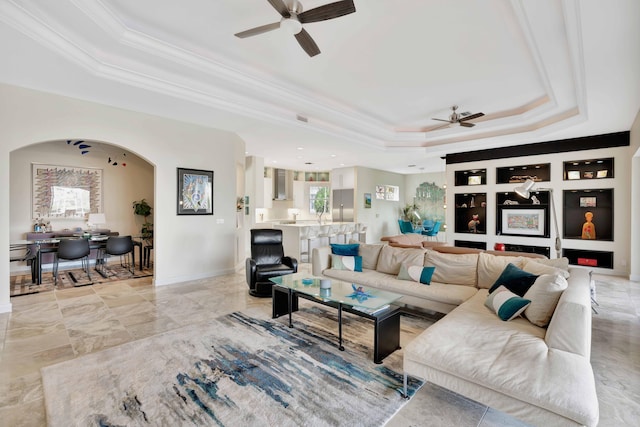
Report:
514,179,536,199
88,213,106,225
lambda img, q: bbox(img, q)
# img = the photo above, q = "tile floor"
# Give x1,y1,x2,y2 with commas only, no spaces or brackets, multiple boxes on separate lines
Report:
0,267,638,426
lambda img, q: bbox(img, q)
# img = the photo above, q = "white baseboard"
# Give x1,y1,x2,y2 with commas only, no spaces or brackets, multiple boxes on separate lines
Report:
0,302,13,313
153,269,236,287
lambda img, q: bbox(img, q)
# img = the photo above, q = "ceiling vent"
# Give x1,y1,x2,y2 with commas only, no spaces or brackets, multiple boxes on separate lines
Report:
296,114,308,123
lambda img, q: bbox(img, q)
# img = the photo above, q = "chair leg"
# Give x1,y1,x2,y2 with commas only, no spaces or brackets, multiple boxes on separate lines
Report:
53,255,59,286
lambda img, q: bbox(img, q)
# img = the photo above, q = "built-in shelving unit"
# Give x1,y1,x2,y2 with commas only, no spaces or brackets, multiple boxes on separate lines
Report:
454,193,486,234
454,169,486,186
496,163,550,184
563,158,613,181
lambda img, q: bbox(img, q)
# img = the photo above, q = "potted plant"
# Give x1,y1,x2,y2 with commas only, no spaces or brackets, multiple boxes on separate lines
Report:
132,199,153,239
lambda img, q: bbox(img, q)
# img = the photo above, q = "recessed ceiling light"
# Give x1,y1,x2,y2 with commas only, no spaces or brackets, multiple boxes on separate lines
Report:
340,163,345,166
330,154,337,158
297,147,304,150
272,160,277,163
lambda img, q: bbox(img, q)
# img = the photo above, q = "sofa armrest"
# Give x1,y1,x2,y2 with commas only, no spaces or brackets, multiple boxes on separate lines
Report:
312,246,332,276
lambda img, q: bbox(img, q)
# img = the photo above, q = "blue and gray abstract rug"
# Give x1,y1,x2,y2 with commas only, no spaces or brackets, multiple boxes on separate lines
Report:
41,306,429,426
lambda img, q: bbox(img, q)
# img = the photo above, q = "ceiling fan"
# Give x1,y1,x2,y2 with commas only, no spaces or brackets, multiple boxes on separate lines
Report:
432,105,485,128
234,0,356,57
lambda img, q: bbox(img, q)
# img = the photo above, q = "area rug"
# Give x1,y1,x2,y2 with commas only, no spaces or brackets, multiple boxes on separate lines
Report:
10,263,153,297
41,306,430,426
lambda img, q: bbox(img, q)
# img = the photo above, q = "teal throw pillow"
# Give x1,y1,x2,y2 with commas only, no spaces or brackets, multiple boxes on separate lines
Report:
485,285,531,321
331,254,363,272
489,263,538,296
397,264,436,285
330,243,360,256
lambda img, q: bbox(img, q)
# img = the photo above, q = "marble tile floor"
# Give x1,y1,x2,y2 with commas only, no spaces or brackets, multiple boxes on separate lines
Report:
0,268,638,427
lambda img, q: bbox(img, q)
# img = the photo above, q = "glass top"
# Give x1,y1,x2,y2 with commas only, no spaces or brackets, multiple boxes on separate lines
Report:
270,272,402,311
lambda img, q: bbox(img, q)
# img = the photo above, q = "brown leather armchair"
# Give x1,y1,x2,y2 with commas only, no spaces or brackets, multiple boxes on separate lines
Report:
246,229,297,297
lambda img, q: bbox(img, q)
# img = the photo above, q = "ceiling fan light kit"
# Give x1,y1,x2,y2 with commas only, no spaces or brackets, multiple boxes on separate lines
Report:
234,0,356,57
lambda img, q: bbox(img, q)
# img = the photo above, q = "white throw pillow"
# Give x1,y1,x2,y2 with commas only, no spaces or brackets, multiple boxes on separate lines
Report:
523,274,568,327
485,285,531,321
523,258,570,279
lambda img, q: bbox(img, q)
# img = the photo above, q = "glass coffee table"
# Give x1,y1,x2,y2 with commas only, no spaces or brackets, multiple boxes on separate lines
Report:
270,273,403,364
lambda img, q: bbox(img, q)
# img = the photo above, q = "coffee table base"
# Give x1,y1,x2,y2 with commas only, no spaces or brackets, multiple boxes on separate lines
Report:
272,285,401,364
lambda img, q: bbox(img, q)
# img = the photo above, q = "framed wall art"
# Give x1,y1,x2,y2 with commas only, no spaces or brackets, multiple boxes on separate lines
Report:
500,208,546,237
177,168,213,215
32,163,103,219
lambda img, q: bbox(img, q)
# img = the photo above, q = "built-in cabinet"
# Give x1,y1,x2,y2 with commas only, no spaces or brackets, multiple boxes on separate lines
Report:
446,132,629,275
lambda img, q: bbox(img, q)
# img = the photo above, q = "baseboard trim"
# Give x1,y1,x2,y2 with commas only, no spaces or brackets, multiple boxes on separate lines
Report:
0,302,13,313
153,268,236,287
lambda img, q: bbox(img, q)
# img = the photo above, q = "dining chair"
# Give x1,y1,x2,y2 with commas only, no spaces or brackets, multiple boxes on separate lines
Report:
423,221,442,241
53,238,91,285
97,235,134,275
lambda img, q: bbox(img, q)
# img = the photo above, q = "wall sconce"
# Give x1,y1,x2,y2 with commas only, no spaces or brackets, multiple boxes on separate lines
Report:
514,179,561,258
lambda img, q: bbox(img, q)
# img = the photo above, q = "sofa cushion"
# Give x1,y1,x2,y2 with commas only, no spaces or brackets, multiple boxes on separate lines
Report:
382,233,426,248
331,254,362,272
489,263,538,296
523,274,568,327
398,264,436,285
485,285,531,321
523,258,570,278
357,242,383,270
424,250,478,287
376,245,425,275
477,252,526,289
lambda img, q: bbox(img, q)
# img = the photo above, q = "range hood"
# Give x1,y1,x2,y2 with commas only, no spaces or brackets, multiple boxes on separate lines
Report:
273,168,289,200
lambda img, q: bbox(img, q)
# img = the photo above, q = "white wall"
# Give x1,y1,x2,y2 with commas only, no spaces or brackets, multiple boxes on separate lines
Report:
0,84,246,313
630,110,640,281
354,166,405,242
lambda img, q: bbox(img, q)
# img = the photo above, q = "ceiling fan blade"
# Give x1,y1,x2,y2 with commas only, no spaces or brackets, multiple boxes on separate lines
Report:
299,0,356,23
459,112,485,121
295,28,321,57
267,0,290,17
235,22,280,38
431,118,452,123
459,122,475,128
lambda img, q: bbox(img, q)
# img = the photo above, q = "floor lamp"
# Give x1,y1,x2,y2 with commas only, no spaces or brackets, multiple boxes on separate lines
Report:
514,179,562,258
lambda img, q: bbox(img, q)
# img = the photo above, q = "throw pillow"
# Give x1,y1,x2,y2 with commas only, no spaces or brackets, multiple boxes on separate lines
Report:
489,263,538,296
523,274,568,327
330,243,360,256
485,285,531,321
350,240,383,270
331,254,363,272
522,258,570,279
397,264,436,285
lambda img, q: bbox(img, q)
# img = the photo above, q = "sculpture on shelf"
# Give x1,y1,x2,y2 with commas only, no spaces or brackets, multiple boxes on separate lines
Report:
581,211,596,239
468,214,480,233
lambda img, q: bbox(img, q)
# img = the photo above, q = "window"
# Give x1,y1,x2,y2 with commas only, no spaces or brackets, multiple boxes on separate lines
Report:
309,185,330,214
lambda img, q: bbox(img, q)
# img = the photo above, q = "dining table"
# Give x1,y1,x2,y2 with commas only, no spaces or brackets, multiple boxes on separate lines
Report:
10,234,139,285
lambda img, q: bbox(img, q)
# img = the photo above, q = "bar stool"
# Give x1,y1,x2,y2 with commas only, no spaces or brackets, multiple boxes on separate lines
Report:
317,225,337,246
336,224,350,243
299,226,318,263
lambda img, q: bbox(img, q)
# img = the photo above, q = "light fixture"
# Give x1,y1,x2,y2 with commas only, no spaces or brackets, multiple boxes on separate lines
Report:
87,213,106,231
514,179,561,258
280,17,303,35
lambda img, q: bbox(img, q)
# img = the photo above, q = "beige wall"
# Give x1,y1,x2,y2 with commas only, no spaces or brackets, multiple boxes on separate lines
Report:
0,84,246,313
630,110,640,281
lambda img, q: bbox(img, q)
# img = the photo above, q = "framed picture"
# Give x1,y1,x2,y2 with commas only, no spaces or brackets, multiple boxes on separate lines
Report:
584,171,594,179
580,196,596,208
375,185,385,199
596,170,608,178
567,171,580,180
501,208,546,236
385,185,399,201
364,193,372,208
32,163,103,219
468,175,482,185
177,168,213,215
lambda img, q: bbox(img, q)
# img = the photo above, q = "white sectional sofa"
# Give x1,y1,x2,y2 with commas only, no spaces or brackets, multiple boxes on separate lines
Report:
311,243,599,427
